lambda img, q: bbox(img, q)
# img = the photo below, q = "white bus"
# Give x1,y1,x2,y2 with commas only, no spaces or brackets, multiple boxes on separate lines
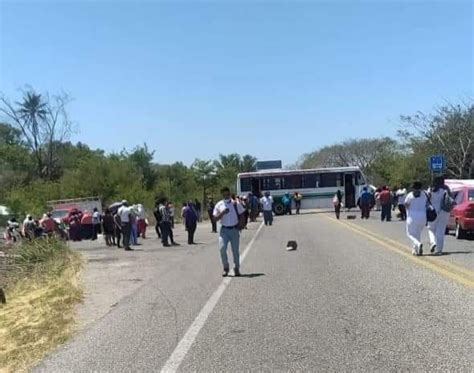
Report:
237,166,368,215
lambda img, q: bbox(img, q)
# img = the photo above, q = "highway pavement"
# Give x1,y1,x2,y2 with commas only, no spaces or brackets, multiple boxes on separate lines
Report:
36,211,473,372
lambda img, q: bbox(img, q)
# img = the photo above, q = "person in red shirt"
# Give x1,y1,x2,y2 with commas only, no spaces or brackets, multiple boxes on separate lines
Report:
379,186,392,222
40,213,56,235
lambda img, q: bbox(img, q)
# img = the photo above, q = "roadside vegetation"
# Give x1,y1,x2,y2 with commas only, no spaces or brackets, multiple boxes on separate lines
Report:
0,238,83,372
1,88,473,219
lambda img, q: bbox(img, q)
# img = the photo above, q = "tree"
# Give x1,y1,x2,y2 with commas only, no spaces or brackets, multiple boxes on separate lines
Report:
192,159,216,204
240,155,257,172
299,137,399,183
400,103,474,179
0,89,74,179
126,144,157,190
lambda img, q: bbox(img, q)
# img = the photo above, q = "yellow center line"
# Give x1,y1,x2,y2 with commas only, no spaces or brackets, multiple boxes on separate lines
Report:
341,218,474,280
325,215,474,289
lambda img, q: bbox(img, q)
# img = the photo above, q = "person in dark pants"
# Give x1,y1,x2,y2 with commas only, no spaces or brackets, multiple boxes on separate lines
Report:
184,201,198,244
113,213,122,248
396,187,408,221
159,199,178,247
207,198,217,233
294,192,303,214
379,186,392,222
153,203,162,239
358,187,373,219
102,208,115,246
333,190,343,219
118,200,133,251
92,207,101,241
282,192,292,215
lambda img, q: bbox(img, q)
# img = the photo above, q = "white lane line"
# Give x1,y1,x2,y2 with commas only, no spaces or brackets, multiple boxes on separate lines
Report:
160,222,265,373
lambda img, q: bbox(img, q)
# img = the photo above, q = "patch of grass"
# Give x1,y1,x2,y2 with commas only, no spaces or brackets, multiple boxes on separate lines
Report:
0,239,83,373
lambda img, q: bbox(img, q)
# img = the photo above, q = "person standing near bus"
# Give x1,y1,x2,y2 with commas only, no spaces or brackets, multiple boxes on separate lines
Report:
213,187,245,277
358,187,373,219
294,192,303,214
260,191,274,226
282,192,292,215
333,190,343,219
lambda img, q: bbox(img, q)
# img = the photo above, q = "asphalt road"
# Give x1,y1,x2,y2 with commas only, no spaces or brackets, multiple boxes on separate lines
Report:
36,211,473,372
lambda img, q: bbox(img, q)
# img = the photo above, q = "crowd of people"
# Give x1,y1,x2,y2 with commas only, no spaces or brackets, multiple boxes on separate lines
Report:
3,177,457,277
4,213,68,243
332,176,456,256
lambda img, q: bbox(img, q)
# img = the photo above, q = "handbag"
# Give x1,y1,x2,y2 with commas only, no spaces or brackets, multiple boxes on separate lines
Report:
424,192,437,222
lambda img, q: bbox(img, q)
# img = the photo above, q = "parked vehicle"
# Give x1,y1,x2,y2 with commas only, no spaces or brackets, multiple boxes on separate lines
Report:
445,180,474,239
47,197,102,223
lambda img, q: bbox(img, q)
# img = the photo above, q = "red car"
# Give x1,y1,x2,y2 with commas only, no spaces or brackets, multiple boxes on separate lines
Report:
447,186,474,239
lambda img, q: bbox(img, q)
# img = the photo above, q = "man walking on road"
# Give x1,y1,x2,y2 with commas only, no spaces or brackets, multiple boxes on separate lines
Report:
207,197,217,233
260,191,274,226
183,201,198,244
213,187,245,277
358,187,373,219
159,199,174,247
379,186,392,222
396,186,407,221
118,200,133,251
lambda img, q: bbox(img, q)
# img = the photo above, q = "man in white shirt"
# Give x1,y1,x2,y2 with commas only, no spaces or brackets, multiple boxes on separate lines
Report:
213,187,245,277
117,200,133,251
396,187,407,221
260,191,274,226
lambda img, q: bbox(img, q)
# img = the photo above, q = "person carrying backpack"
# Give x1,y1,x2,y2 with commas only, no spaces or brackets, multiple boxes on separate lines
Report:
153,202,162,239
427,176,454,255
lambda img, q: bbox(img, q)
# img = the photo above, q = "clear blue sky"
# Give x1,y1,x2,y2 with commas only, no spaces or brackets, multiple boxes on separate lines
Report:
1,1,472,166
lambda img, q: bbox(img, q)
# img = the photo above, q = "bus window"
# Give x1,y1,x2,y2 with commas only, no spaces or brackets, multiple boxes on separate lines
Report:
302,174,317,188
355,171,365,185
320,173,342,187
274,177,285,190
240,177,251,192
284,175,302,189
251,178,261,195
262,177,285,190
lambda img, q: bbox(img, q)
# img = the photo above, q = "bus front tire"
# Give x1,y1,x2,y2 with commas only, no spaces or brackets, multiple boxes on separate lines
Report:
274,203,285,216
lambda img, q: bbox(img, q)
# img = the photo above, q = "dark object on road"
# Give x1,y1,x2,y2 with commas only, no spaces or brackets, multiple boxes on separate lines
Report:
286,240,297,251
347,215,357,220
0,288,6,304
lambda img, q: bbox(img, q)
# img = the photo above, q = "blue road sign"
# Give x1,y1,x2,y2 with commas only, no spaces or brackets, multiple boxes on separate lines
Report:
430,155,445,172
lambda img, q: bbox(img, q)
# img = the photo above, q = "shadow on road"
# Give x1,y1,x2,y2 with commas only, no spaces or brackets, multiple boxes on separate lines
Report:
441,251,473,255
236,273,265,278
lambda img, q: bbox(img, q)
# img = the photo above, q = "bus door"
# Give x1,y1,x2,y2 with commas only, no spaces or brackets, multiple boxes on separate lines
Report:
251,178,261,197
344,173,356,209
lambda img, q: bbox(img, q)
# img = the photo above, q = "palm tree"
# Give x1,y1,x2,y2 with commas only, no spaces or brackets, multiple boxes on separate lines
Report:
16,92,47,176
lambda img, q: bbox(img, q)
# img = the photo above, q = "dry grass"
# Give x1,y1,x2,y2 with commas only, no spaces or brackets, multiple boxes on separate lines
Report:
0,242,83,373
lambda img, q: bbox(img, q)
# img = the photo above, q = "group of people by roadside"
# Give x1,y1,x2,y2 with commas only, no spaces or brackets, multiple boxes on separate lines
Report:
332,176,455,256
4,212,69,243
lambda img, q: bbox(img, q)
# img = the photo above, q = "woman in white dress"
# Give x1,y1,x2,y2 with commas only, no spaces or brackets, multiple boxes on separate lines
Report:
427,176,450,256
405,181,428,256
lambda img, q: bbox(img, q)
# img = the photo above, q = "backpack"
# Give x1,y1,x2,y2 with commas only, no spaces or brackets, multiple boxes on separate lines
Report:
424,192,438,222
232,202,247,231
440,190,456,212
153,206,163,223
